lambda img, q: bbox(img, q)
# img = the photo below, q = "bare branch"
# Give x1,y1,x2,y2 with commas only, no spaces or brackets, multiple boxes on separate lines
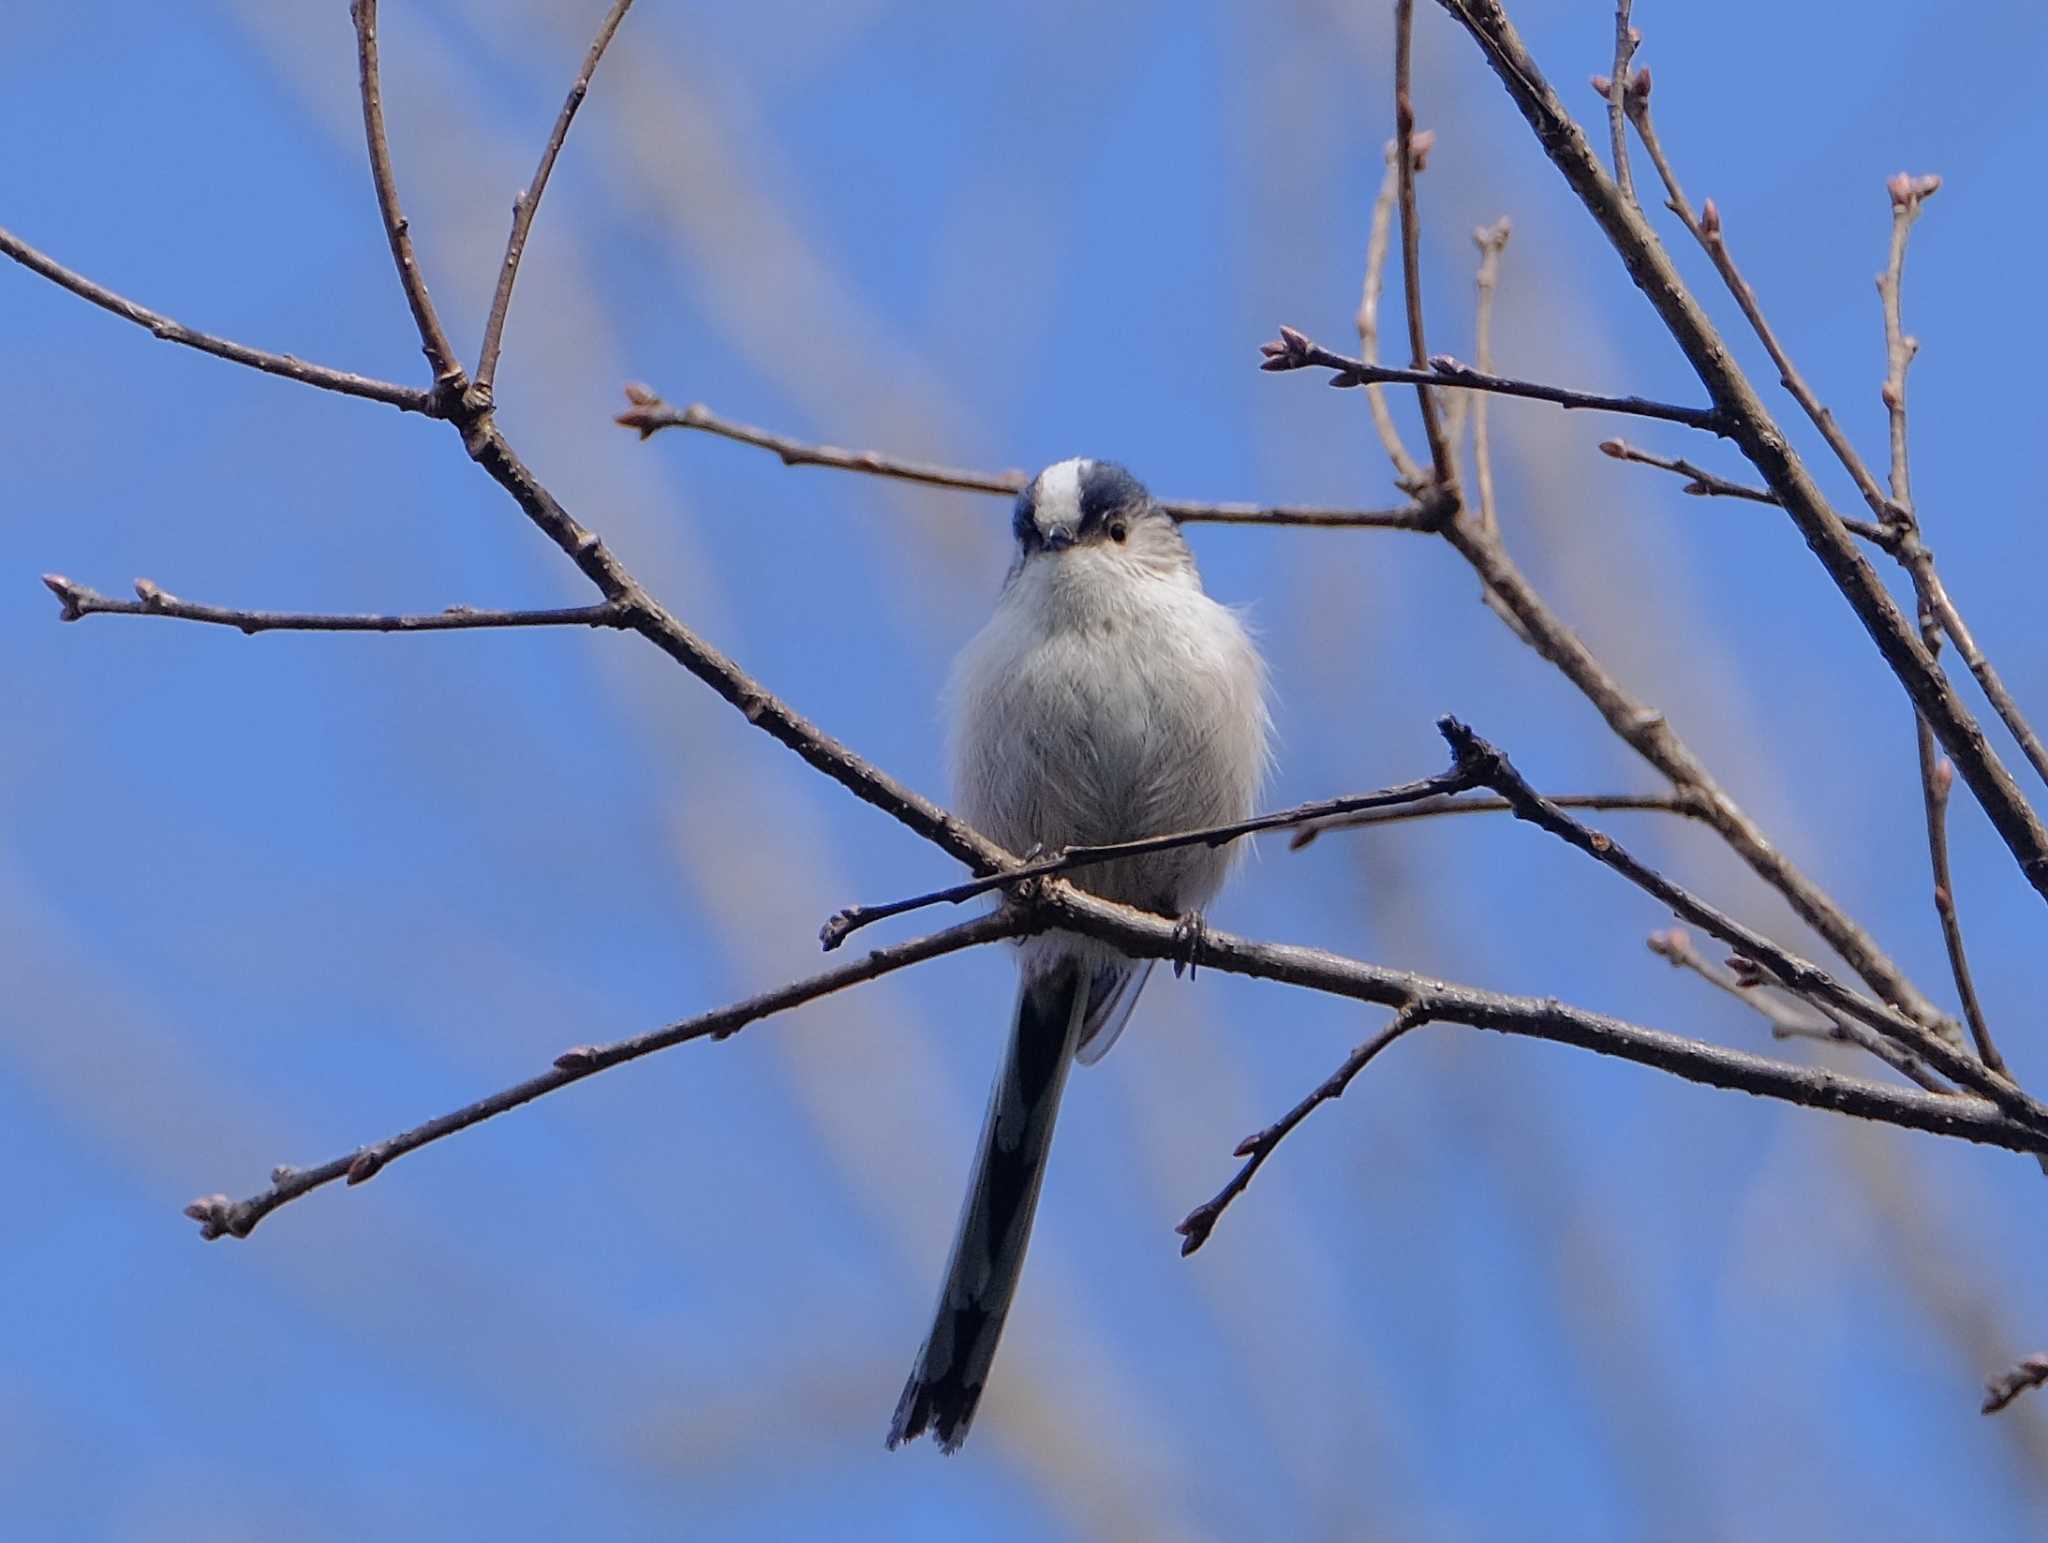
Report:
350,0,464,389
1986,1355,2048,1416
617,390,1438,530
1260,326,1727,434
185,909,1031,1240
821,760,1487,950
1393,0,1458,488
1177,1002,1430,1256
1356,141,1430,489
1288,789,1703,849
42,575,630,636
1436,0,2048,914
0,224,438,415
475,0,636,394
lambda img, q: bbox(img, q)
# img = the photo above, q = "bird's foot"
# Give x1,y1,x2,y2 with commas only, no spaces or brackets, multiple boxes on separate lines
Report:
1171,911,1207,979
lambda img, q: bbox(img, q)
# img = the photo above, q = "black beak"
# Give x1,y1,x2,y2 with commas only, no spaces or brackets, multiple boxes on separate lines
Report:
1044,529,1075,551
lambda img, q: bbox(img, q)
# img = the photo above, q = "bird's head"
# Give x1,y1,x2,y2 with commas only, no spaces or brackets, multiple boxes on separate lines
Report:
1009,458,1190,579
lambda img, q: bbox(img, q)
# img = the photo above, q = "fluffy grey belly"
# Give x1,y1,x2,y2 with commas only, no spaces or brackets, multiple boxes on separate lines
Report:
960,630,1249,914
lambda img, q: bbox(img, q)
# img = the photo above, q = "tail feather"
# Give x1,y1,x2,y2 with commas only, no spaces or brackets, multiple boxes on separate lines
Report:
1075,958,1152,1066
887,960,1087,1452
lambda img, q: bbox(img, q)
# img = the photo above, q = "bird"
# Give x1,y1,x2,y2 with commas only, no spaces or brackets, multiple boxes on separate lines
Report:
886,457,1271,1453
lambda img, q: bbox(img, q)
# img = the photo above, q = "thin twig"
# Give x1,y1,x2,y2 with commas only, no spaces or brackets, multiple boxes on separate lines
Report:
350,0,464,390
1441,717,2035,1126
1260,327,1727,434
474,0,636,395
1177,1002,1430,1256
1591,440,1916,561
185,909,1032,1240
42,575,630,636
0,225,438,415
1357,141,1430,489
1597,439,1781,508
1985,1355,2048,1415
1289,790,1703,850
616,389,1438,529
1878,175,1931,518
1878,176,2007,1079
1599,2,1638,206
1917,745,2006,1073
1600,435,1899,545
1647,929,1944,1091
822,760,1486,949
1394,0,1458,489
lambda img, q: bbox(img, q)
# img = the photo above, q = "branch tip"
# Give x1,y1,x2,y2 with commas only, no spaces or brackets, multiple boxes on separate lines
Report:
1986,1355,2048,1414
42,573,87,620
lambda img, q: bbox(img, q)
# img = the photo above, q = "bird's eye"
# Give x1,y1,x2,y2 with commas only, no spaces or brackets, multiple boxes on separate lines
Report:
1108,520,1128,543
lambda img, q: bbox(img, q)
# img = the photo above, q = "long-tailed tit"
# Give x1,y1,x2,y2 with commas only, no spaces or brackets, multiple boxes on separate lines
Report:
887,457,1271,1452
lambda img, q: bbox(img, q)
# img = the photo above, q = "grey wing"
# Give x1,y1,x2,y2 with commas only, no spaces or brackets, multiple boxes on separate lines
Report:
1073,958,1155,1066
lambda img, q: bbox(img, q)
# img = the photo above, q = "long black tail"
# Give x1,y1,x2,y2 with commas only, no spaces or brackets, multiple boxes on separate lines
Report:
886,960,1086,1452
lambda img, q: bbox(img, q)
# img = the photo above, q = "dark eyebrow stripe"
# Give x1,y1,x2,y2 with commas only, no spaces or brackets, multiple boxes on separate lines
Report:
1077,462,1143,530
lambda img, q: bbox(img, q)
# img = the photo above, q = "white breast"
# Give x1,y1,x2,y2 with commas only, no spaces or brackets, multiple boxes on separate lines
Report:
948,545,1270,916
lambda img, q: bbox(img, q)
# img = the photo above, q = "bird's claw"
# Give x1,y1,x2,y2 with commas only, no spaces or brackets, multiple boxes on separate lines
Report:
1171,911,1207,979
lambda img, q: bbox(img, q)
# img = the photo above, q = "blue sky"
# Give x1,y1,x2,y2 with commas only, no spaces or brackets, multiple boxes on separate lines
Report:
9,2,2048,1538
